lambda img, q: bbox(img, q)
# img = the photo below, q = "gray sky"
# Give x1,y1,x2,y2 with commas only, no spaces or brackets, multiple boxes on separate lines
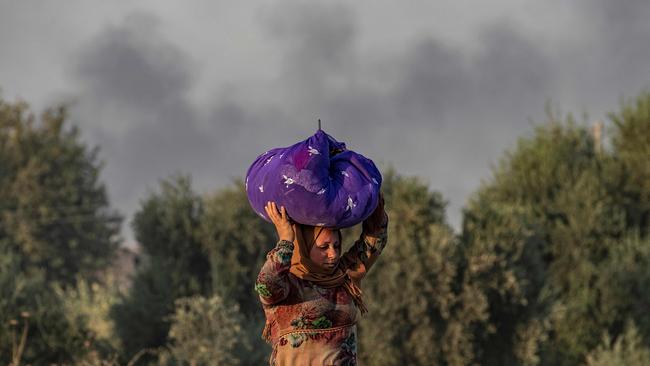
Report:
1,0,649,246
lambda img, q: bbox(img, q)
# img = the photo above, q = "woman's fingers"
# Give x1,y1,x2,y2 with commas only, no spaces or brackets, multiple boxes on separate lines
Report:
272,202,281,219
264,201,292,226
280,206,292,225
265,201,286,224
264,204,271,222
265,206,274,223
272,202,280,221
265,201,277,222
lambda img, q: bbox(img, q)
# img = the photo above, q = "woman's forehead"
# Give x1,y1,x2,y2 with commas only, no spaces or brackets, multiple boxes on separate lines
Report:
315,228,340,243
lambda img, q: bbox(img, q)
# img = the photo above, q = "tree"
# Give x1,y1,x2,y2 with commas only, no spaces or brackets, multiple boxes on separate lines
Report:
0,95,122,363
460,116,625,365
356,167,486,366
608,91,650,235
0,245,91,364
111,175,210,362
0,96,122,285
199,179,276,364
459,92,650,365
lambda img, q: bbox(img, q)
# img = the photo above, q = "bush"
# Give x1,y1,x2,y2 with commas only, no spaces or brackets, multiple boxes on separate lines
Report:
0,246,92,364
53,274,124,360
585,320,650,366
166,295,251,365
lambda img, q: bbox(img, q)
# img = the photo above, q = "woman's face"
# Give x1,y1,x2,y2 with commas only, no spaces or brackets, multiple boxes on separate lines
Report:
309,228,341,270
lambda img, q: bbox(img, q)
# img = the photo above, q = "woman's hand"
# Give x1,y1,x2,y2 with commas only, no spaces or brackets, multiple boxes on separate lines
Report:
265,201,295,242
363,191,388,236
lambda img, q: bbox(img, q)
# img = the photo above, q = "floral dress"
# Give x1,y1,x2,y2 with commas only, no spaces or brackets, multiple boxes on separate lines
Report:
255,228,388,366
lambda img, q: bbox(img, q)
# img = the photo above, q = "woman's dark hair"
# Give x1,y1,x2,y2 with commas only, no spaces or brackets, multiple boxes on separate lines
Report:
311,226,343,248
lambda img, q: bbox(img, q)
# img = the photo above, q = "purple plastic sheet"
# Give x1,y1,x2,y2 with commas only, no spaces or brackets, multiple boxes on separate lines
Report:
246,129,382,229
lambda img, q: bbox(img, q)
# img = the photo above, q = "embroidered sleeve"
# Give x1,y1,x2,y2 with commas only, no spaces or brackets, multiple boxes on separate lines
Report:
343,225,388,279
255,239,294,306
358,226,388,264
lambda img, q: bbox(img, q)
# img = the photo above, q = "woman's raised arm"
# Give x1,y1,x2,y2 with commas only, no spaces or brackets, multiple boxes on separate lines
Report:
341,192,389,281
255,201,295,306
255,239,294,306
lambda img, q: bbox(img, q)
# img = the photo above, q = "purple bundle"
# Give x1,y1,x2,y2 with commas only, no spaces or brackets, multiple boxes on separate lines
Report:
245,129,382,229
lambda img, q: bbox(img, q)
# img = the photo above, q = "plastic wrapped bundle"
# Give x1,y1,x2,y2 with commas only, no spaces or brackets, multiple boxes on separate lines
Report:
246,129,382,229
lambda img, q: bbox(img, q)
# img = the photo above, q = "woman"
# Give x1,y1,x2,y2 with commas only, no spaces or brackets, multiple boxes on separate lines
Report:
255,193,388,366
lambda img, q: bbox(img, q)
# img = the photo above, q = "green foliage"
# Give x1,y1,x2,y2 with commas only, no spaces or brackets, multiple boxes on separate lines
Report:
460,118,623,365
585,320,650,366
111,175,211,362
0,245,98,364
111,177,275,364
0,97,122,285
609,91,650,234
594,232,650,342
0,96,123,363
199,179,276,364
200,179,275,315
53,274,124,359
1,89,649,365
111,261,175,363
357,167,479,365
166,295,250,365
459,93,650,365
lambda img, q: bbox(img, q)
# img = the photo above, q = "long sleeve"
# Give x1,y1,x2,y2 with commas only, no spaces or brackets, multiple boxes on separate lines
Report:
255,239,294,306
342,225,388,283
